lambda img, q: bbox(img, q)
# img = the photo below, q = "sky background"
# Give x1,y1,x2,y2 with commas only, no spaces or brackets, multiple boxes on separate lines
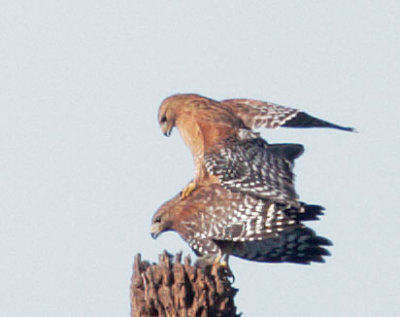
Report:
1,1,399,316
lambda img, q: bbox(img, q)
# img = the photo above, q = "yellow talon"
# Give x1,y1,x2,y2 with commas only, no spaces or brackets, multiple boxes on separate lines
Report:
210,255,234,281
181,182,197,198
212,254,229,268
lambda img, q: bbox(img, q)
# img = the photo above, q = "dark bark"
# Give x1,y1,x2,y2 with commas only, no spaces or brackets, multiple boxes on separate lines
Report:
131,251,239,317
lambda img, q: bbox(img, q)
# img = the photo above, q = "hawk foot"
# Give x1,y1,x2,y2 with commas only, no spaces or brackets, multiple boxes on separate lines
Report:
181,182,197,199
211,261,235,283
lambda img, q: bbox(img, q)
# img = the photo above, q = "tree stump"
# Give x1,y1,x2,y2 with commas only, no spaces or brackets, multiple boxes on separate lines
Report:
131,251,239,317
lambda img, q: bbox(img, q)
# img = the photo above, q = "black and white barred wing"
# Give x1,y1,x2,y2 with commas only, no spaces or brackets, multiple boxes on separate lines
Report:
204,138,304,203
206,192,331,264
218,199,302,242
221,98,354,131
213,196,324,242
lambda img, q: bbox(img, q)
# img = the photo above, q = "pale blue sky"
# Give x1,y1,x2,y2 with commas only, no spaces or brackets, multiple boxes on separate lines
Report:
1,1,399,316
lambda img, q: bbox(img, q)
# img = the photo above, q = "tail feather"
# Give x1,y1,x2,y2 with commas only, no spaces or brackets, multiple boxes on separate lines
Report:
267,143,304,161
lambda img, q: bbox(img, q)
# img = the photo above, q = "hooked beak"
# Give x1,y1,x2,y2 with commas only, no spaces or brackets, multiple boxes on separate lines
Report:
160,122,173,137
150,224,161,239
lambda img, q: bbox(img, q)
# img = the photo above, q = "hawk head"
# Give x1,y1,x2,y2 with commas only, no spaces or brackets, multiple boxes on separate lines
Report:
158,93,213,137
158,95,184,137
150,197,180,239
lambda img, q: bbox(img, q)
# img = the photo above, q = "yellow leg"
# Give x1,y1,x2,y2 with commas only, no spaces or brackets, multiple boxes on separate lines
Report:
181,181,197,198
211,254,222,276
213,254,222,265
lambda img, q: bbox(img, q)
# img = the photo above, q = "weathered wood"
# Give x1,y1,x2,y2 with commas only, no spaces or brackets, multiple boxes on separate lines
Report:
131,251,239,317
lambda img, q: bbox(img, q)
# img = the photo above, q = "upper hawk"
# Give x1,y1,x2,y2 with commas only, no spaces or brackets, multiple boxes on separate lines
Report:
158,93,354,201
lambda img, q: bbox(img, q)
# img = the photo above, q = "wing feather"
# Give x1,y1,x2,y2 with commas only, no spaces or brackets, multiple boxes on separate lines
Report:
204,137,304,203
221,98,354,131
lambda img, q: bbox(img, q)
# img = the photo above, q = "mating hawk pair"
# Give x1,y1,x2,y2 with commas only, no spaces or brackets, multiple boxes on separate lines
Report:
151,93,353,267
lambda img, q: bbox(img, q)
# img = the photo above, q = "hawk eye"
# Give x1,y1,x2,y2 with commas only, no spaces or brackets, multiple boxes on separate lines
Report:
160,115,167,123
155,216,162,223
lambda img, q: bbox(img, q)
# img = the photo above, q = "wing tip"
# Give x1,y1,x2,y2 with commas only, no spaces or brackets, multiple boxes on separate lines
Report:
283,111,356,132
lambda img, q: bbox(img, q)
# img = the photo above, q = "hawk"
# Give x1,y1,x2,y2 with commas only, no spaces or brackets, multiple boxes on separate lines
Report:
158,93,354,199
151,183,332,267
